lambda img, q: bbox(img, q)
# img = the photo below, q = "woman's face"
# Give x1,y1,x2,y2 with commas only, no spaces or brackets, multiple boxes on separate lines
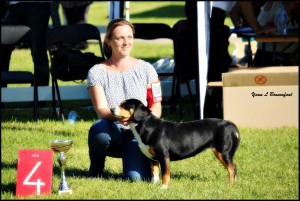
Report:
109,25,134,57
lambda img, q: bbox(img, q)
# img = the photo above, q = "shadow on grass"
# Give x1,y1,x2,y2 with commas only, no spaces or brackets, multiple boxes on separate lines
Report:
1,100,98,123
1,97,197,123
171,171,211,182
130,5,185,19
1,161,17,170
0,163,123,196
1,162,17,196
51,165,123,180
1,183,16,196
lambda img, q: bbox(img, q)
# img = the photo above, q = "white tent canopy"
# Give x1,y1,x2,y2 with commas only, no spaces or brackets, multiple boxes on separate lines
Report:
197,1,211,119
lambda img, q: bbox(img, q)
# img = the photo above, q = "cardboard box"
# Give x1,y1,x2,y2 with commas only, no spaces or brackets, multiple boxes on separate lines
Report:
222,66,298,128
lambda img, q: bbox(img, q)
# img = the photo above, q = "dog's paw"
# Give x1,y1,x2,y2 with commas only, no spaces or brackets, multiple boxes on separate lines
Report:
160,185,168,190
151,175,159,183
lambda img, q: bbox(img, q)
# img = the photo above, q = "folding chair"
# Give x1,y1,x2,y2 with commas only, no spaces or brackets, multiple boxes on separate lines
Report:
132,23,181,115
1,25,39,121
47,23,104,120
172,20,200,119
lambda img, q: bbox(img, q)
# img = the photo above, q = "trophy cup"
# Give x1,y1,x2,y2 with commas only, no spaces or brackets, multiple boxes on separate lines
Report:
50,139,73,195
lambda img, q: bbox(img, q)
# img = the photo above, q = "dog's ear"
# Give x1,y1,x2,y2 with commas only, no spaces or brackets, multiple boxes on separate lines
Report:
133,103,151,122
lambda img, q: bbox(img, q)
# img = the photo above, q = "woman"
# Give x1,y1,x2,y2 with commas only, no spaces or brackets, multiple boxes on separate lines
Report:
87,18,162,181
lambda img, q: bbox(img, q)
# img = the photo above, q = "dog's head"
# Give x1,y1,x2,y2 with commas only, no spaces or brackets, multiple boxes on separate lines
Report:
110,99,151,123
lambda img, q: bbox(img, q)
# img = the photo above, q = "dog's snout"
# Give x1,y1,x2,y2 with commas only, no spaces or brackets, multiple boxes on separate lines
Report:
110,107,120,116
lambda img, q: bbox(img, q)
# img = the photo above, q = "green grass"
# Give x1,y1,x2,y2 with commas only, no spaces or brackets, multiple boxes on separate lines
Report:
51,1,186,27
1,113,298,199
3,2,298,199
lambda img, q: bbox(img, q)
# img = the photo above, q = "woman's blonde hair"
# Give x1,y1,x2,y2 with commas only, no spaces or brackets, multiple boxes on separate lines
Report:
103,18,135,59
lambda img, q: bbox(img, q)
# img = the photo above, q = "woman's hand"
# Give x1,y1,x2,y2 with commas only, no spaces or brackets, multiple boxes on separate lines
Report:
263,23,276,35
257,22,275,35
118,117,131,126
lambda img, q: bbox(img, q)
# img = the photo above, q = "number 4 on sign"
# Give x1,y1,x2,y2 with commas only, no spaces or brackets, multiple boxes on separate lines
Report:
16,149,54,198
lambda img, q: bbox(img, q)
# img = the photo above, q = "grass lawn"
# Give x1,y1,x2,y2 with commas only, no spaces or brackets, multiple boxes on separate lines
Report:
1,110,298,199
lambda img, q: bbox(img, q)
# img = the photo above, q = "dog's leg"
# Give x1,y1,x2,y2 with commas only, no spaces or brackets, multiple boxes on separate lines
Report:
225,162,237,184
150,160,160,183
159,157,171,189
213,150,237,185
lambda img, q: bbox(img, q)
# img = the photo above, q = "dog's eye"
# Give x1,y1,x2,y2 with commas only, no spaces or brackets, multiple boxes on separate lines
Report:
123,105,133,110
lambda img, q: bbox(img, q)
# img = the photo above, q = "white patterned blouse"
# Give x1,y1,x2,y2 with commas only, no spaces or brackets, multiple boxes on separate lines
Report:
87,59,158,109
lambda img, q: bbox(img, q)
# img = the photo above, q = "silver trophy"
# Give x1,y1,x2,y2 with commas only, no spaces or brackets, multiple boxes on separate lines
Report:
50,139,73,195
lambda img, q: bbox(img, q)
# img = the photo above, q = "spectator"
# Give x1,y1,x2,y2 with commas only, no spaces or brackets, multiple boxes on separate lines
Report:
252,1,299,67
60,1,93,49
207,1,236,83
1,1,51,91
230,1,266,66
204,1,265,118
50,1,61,28
61,1,92,25
87,19,162,181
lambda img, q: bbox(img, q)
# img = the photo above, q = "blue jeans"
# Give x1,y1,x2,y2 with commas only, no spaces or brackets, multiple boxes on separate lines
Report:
88,119,151,181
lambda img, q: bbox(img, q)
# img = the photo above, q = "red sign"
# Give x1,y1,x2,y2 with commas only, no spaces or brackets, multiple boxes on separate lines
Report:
16,149,54,198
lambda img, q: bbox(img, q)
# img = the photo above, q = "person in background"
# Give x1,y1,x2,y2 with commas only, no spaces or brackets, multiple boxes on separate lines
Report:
230,1,266,67
1,1,51,94
204,1,266,119
61,1,93,25
60,1,93,49
252,1,299,67
87,19,162,181
50,1,61,28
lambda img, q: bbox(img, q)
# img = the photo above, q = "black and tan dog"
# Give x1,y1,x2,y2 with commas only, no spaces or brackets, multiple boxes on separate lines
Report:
111,99,240,189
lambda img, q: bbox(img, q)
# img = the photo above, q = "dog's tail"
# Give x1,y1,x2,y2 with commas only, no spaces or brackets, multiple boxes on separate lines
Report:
223,121,240,184
226,121,240,159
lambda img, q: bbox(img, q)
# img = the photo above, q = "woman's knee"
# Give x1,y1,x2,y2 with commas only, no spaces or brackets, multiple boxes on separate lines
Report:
89,132,111,146
123,171,144,182
122,134,151,182
88,119,122,156
88,119,113,146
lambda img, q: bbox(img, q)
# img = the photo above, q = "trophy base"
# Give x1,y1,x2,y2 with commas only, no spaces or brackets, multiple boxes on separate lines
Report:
58,189,72,195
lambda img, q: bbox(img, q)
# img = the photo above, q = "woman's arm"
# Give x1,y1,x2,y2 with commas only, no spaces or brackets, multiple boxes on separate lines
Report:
89,85,117,121
150,101,162,118
238,1,264,33
257,1,276,35
229,3,243,27
147,79,162,118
